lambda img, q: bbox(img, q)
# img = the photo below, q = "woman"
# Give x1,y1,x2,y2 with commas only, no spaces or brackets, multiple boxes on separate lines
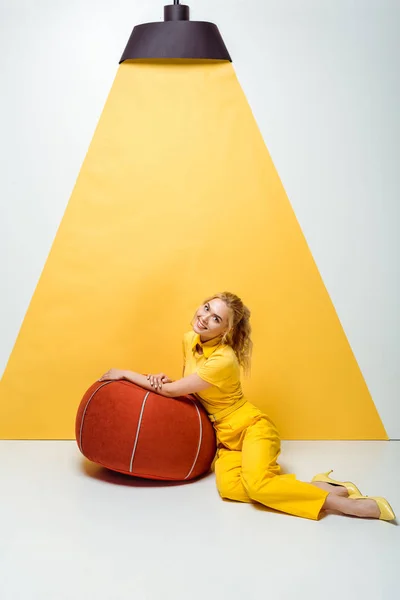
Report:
99,292,395,521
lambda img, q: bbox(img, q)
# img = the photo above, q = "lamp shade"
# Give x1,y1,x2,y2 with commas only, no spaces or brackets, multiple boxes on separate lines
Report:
119,2,231,62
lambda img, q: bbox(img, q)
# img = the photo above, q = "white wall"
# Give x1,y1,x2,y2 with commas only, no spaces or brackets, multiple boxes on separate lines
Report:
1,0,399,437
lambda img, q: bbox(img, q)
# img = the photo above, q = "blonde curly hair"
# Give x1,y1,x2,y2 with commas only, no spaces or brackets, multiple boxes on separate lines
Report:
203,291,253,374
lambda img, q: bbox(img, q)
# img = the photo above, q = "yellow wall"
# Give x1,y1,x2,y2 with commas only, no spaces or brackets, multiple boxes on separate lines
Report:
0,60,387,439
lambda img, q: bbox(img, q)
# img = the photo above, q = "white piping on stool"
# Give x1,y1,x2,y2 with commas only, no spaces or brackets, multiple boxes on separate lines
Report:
129,391,150,473
184,400,203,480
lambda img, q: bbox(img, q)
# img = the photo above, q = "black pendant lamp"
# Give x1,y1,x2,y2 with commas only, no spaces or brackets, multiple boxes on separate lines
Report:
119,1,231,63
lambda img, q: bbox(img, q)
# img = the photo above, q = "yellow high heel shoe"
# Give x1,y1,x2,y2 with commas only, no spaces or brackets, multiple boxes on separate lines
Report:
351,494,396,521
312,470,362,496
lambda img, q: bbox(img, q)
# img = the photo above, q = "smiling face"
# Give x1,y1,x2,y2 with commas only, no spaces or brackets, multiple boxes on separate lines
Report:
193,297,232,342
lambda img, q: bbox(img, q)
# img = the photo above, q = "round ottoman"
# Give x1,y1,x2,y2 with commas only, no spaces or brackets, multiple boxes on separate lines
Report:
76,380,216,481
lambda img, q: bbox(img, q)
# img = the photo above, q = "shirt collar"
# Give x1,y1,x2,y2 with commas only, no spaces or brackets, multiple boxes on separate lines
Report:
191,333,222,359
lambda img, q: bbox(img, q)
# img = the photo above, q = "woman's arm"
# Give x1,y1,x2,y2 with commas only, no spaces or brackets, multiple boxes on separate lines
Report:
99,369,211,398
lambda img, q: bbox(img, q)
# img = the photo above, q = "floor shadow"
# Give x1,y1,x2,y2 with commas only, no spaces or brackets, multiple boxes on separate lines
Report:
80,458,213,488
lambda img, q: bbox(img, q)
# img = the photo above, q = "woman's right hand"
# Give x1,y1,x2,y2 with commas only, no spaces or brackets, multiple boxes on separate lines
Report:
147,373,172,390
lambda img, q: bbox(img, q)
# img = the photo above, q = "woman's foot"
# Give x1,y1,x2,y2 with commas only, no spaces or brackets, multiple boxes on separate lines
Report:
351,498,380,519
323,494,381,518
311,481,349,497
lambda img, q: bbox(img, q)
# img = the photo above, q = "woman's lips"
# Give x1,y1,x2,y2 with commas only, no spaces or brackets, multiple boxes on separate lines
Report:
197,318,207,330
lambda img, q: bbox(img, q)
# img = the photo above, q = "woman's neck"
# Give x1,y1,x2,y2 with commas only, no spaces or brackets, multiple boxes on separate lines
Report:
199,333,223,344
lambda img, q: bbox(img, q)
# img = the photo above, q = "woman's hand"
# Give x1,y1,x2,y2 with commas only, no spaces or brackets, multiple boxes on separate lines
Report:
147,373,172,390
99,368,126,382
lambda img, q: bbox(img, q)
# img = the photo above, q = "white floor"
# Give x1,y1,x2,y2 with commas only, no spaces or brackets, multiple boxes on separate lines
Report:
0,441,398,600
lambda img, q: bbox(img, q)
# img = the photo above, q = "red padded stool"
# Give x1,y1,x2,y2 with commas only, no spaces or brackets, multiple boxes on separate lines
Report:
76,380,216,481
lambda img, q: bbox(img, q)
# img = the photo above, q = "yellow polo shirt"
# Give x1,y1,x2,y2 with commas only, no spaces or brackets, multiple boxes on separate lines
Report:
182,330,244,417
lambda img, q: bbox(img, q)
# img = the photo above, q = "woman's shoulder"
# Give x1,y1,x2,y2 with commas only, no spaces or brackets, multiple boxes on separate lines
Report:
182,330,196,353
183,330,196,344
211,344,239,368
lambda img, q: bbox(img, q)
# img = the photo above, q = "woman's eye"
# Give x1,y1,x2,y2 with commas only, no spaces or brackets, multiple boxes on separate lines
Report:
204,304,209,311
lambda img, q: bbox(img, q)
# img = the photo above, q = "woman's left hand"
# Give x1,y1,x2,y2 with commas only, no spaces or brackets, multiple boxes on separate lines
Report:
99,369,126,382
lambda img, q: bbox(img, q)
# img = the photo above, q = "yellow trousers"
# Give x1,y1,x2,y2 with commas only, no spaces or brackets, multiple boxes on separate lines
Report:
213,402,328,520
